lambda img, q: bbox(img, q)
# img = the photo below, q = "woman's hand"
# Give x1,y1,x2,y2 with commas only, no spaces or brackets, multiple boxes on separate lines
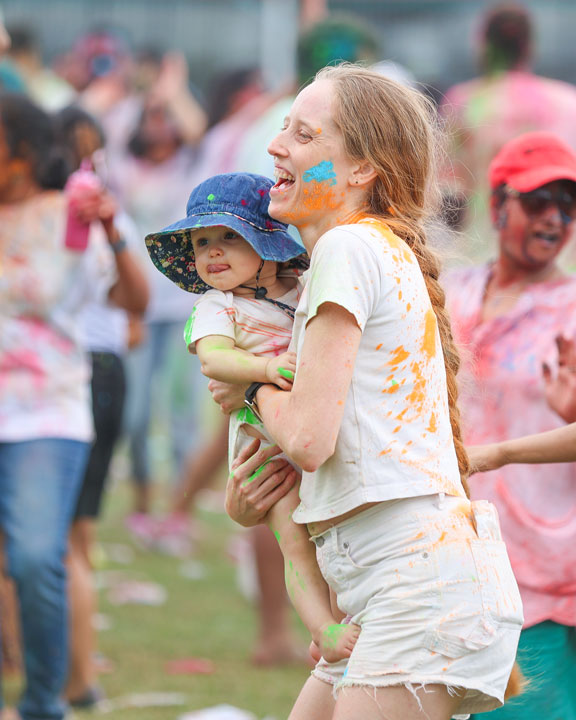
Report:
225,439,299,527
207,379,248,414
467,443,505,474
543,336,576,423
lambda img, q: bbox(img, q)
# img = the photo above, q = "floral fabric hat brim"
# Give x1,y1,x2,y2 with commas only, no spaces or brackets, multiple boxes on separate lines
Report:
145,211,308,295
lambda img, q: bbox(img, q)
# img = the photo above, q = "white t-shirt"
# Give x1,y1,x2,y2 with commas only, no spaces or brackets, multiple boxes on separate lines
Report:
291,218,465,524
185,284,301,466
78,211,141,355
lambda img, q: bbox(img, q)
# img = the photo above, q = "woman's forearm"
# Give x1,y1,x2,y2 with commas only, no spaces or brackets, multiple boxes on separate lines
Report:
256,304,361,472
500,423,576,465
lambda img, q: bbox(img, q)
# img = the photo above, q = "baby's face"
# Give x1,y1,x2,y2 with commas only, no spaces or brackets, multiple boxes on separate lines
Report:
192,226,263,292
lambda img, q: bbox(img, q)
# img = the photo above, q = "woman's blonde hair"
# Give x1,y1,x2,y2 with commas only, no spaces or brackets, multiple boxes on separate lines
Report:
316,63,470,490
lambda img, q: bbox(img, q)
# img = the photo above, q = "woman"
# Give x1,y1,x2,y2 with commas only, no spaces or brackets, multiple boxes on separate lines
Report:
0,93,146,720
214,65,523,720
444,131,576,720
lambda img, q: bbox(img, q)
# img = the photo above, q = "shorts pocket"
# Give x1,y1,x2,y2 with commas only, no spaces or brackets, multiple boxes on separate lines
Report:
423,538,517,660
469,538,524,628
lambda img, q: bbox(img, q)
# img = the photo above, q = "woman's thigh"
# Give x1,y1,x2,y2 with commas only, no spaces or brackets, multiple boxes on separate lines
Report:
333,683,462,720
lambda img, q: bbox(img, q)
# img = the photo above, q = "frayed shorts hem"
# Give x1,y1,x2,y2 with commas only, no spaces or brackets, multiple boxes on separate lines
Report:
311,668,503,718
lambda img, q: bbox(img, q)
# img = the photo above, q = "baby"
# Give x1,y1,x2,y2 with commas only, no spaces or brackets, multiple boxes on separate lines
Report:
146,172,359,662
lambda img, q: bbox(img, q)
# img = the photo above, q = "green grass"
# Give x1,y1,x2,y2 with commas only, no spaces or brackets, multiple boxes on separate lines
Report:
81,480,310,720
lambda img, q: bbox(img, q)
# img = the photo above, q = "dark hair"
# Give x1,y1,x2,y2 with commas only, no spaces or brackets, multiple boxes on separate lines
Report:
206,67,260,128
482,3,532,73
53,104,105,169
0,92,69,189
6,24,38,55
297,15,380,89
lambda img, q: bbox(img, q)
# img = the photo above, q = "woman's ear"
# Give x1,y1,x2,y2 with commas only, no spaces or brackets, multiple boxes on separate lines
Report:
349,162,377,188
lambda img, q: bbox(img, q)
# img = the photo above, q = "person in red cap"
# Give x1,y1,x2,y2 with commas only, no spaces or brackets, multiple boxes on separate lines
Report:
440,3,576,264
445,130,576,719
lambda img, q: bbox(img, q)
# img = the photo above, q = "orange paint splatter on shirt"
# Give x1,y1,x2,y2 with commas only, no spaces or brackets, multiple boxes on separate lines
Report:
421,308,437,359
387,345,410,370
376,344,383,350
426,412,437,434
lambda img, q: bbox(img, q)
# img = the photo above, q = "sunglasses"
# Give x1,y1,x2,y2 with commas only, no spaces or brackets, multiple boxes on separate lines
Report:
505,186,576,224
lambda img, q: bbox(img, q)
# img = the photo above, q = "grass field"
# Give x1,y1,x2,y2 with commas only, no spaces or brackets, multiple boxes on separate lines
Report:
73,475,310,720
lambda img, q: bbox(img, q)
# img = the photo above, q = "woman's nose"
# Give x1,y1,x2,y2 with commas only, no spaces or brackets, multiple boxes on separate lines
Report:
268,132,286,158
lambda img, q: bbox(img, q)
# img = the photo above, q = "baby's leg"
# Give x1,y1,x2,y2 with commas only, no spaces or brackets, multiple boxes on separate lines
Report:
267,487,360,663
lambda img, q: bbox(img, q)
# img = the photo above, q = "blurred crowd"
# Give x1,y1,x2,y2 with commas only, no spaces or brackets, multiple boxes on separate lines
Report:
1,3,576,720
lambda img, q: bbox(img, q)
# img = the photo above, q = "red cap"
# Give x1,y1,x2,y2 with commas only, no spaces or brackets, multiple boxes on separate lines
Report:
489,132,576,191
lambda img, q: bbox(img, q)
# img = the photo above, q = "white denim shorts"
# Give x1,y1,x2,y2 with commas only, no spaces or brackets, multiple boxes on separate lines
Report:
310,494,523,719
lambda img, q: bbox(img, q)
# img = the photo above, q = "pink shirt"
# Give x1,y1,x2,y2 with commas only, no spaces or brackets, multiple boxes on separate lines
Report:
446,265,576,628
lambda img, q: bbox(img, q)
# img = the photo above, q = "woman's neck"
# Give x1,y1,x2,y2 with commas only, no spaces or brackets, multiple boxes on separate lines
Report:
490,255,563,290
298,206,369,254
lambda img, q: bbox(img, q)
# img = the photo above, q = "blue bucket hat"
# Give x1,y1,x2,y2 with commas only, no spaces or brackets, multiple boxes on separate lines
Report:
145,173,307,294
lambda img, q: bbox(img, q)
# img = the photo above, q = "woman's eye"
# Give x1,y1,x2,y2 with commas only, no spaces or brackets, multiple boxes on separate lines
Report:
297,130,313,142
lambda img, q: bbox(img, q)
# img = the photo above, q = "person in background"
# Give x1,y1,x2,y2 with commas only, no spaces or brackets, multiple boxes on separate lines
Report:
444,131,576,720
107,51,207,543
54,104,148,709
5,25,76,111
0,92,145,720
468,335,576,470
440,2,576,262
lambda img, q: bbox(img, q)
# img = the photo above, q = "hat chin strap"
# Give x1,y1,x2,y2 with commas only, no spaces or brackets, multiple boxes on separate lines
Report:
239,258,296,320
240,259,267,299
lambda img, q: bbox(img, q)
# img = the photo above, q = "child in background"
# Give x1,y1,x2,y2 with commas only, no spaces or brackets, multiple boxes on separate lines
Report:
146,172,360,662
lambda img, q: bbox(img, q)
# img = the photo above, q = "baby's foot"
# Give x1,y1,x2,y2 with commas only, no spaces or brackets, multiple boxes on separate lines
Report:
318,621,360,663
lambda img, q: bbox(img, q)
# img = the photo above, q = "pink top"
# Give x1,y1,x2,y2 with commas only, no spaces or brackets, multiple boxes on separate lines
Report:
446,265,576,628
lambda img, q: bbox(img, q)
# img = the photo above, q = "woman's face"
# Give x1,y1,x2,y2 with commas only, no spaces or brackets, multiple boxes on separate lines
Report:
267,79,361,241
495,180,576,272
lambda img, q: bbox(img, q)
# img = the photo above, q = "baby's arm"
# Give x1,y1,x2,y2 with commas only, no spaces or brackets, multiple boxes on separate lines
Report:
195,335,296,390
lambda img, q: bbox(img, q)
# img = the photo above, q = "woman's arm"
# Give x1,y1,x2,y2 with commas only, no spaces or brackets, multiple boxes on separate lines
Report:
196,336,295,389
255,302,362,472
468,423,576,472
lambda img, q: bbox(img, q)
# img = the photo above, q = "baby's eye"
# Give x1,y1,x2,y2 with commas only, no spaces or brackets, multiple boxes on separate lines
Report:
224,231,240,241
195,237,209,248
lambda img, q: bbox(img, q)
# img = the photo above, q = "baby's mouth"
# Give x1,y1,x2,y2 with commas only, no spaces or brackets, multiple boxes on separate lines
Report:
207,264,230,273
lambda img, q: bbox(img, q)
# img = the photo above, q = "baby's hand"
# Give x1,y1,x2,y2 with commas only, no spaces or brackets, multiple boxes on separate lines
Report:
266,351,296,390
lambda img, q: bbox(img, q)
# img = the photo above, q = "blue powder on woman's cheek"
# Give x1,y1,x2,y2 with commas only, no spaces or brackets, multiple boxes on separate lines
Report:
303,161,336,186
